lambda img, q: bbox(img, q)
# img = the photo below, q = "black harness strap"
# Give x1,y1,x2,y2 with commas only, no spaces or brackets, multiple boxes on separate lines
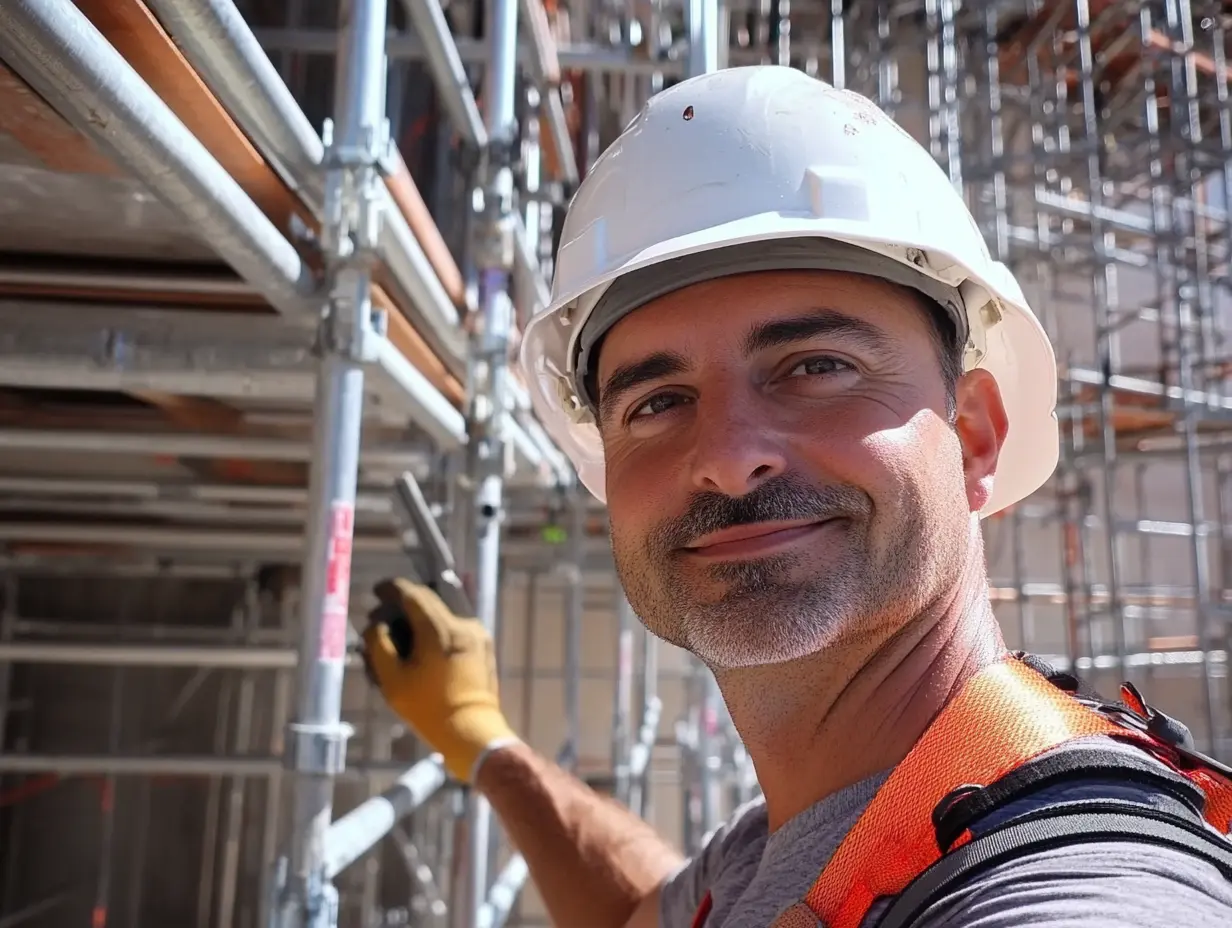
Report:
931,745,1208,852
876,800,1232,928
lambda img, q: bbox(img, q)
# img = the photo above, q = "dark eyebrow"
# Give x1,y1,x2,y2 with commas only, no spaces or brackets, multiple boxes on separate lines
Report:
741,310,894,357
598,351,690,423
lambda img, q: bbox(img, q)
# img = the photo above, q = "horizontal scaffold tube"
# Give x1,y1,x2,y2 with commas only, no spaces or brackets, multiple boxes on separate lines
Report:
0,640,359,670
0,0,471,445
0,0,316,320
0,753,439,780
144,0,467,365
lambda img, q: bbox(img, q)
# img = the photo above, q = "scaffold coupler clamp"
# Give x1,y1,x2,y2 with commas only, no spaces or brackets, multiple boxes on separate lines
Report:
318,115,397,365
472,131,520,275
466,128,521,494
287,718,355,778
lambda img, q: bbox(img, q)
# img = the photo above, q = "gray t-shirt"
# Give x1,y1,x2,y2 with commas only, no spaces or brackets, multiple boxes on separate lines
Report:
660,740,1232,927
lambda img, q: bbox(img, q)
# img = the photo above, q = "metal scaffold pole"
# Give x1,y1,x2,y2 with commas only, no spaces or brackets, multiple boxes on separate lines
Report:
271,0,391,924
611,592,637,806
687,0,720,79
562,487,586,771
628,615,661,820
459,0,521,925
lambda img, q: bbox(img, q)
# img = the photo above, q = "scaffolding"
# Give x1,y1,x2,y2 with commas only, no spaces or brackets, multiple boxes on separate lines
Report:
1,1,1232,926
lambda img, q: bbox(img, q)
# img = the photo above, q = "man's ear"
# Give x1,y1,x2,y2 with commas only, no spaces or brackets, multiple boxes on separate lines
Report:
953,369,1009,513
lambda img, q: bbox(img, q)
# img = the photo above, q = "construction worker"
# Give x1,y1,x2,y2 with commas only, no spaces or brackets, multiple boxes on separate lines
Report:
363,67,1232,927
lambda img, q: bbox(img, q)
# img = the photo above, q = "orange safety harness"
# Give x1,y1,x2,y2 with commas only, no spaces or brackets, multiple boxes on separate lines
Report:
689,653,1232,928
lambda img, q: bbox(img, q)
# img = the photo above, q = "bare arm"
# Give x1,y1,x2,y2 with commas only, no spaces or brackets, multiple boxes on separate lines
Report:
476,741,684,928
361,583,681,927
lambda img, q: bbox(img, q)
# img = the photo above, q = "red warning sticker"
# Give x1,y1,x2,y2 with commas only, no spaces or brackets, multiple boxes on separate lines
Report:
319,500,355,662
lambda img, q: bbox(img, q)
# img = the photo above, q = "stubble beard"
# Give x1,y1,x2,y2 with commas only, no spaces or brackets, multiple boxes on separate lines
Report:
613,477,923,669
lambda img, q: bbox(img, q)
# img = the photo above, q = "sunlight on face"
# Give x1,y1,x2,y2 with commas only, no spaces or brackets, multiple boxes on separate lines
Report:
595,270,977,669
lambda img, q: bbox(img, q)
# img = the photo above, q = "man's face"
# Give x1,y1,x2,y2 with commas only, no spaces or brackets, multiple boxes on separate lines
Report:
594,269,1006,669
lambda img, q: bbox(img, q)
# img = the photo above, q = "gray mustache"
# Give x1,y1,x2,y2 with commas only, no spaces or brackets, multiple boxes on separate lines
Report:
651,476,870,551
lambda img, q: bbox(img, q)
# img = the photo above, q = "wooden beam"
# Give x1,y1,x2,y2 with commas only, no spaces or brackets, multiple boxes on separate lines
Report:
0,64,119,176
73,0,311,232
374,285,467,406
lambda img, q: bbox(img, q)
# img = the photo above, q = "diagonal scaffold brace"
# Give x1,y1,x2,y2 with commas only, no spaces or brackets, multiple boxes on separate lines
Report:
268,0,394,924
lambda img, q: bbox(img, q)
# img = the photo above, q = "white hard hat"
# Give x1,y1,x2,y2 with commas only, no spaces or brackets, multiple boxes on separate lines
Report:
519,65,1057,517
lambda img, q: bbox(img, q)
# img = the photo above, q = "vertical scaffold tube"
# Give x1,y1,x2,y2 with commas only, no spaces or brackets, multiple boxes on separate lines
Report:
611,593,636,805
688,0,720,79
562,488,585,771
461,0,520,925
628,624,659,819
273,0,390,924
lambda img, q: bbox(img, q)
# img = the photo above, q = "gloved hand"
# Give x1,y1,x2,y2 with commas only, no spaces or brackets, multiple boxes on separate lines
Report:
362,578,519,783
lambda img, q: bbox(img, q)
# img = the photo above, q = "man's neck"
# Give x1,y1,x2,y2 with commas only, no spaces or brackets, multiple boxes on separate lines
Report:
717,562,1004,831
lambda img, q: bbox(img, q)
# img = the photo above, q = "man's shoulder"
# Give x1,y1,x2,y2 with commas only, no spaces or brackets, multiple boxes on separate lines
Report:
901,823,1232,927
973,736,1208,831
705,796,772,859
897,741,1232,926
726,797,771,833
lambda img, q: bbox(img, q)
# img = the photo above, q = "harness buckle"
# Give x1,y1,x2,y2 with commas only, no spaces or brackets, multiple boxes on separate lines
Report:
930,784,984,852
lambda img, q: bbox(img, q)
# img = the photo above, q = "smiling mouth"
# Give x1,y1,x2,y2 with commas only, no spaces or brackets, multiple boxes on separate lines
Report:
680,518,837,561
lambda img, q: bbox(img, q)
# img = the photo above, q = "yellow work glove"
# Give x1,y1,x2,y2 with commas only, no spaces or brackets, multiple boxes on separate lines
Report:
362,578,519,783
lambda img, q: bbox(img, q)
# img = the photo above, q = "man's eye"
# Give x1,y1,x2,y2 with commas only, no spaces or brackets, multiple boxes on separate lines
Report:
630,392,685,419
787,356,852,377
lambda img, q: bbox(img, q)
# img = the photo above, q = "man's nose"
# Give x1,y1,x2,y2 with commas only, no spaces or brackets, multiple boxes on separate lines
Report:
688,397,788,497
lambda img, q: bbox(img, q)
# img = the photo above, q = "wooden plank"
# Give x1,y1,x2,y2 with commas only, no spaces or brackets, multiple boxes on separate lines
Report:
374,284,467,406
387,150,466,307
73,0,311,233
0,64,119,176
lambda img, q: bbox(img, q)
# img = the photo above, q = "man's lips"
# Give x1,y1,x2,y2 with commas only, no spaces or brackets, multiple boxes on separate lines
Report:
679,518,835,560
